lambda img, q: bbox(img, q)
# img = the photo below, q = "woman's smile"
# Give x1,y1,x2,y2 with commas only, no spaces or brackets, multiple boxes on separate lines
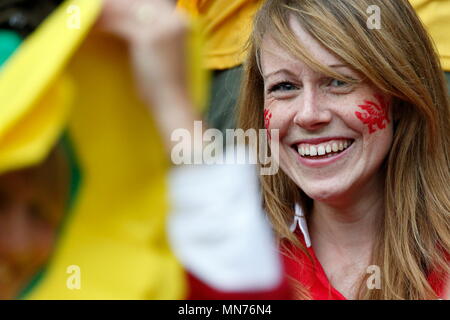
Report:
291,137,355,168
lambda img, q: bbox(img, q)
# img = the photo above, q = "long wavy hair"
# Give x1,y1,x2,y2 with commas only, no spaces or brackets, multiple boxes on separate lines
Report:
238,0,450,299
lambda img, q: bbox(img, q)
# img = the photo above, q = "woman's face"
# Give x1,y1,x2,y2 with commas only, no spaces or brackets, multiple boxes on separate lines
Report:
0,171,58,299
261,16,393,205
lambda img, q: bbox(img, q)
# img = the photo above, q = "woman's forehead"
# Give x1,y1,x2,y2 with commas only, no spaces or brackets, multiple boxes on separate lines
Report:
260,15,345,77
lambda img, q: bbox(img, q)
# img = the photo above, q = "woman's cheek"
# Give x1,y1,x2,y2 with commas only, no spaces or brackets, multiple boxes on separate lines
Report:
264,106,289,139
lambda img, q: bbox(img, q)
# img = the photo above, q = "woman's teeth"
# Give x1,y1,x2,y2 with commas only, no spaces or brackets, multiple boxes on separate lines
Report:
297,140,353,158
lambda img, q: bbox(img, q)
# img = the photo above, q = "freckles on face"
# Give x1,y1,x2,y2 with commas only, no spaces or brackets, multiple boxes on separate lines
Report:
263,89,300,143
263,102,299,145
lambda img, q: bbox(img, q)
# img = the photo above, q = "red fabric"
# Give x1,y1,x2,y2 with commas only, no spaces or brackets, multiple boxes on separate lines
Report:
427,250,450,298
185,233,448,300
186,272,292,300
283,232,449,300
282,235,346,300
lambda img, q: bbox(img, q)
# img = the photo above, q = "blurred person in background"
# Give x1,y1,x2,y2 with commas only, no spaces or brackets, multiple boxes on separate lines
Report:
0,147,68,299
1,0,191,300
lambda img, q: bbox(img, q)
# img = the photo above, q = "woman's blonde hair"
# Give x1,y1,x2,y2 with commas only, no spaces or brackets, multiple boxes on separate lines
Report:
238,0,450,299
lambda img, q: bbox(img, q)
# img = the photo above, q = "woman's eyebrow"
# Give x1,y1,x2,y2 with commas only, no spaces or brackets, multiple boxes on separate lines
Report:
264,63,350,78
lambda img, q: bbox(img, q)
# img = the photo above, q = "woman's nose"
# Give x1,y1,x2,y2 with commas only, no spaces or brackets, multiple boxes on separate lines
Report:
293,87,332,131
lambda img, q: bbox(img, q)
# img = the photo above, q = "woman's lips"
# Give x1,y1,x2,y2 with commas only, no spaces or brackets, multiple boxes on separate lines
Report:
291,138,355,168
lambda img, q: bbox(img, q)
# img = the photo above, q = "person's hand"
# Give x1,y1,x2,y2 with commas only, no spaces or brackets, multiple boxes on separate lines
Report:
96,0,189,104
95,0,200,155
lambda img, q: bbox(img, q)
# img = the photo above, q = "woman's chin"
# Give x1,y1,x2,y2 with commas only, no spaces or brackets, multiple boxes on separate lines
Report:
301,184,352,204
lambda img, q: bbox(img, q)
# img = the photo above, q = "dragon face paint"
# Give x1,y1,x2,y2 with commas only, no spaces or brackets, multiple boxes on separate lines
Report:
355,94,390,134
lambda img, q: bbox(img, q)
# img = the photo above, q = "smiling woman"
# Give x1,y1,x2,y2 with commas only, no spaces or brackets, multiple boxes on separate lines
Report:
238,0,450,299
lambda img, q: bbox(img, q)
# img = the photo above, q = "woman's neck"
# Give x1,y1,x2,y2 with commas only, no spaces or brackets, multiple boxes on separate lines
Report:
309,173,385,257
307,174,385,299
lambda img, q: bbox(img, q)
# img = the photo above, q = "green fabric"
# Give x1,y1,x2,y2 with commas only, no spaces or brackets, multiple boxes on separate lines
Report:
17,133,82,299
0,30,22,67
205,65,243,133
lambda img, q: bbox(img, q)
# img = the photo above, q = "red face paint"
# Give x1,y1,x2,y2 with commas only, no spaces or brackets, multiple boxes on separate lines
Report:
355,94,390,134
264,109,273,138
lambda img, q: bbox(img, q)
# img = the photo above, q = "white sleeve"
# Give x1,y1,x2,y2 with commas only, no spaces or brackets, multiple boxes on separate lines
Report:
167,155,283,292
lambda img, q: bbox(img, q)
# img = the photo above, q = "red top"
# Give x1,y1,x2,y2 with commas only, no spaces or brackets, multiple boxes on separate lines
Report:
186,272,291,300
282,232,449,300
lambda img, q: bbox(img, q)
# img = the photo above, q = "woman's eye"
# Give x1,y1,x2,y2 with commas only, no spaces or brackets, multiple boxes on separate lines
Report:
329,79,349,87
268,82,298,93
327,78,356,94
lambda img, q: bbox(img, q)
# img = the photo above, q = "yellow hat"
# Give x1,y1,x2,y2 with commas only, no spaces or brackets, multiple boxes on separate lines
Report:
0,0,102,175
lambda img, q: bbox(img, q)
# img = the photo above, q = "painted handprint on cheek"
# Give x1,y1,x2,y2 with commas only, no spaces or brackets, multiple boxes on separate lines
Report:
264,108,273,139
355,94,390,134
